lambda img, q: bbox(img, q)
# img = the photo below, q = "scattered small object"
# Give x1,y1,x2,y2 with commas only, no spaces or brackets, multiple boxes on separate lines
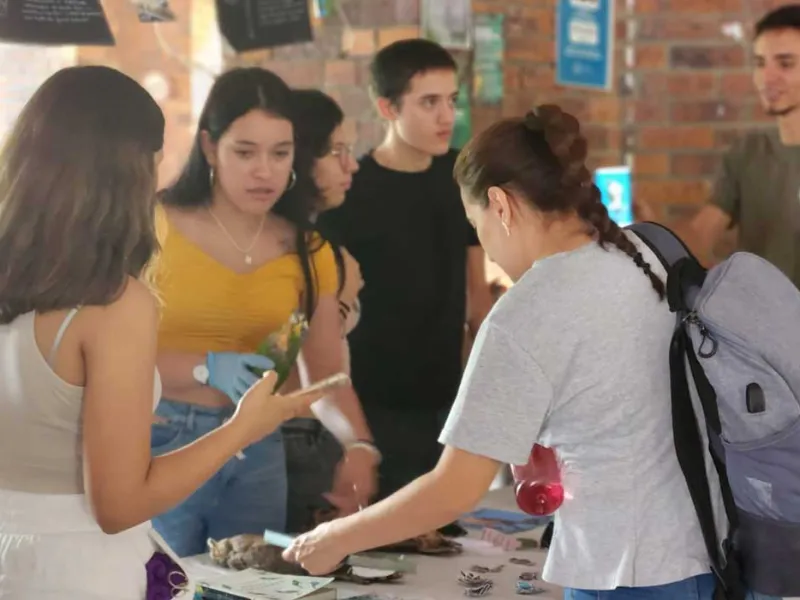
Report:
509,557,535,566
470,564,504,574
464,581,494,597
458,571,490,587
481,527,522,551
516,580,546,595
459,571,494,596
518,572,538,581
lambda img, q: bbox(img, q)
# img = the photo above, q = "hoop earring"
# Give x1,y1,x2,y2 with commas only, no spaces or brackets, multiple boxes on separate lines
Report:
209,167,216,189
287,169,296,190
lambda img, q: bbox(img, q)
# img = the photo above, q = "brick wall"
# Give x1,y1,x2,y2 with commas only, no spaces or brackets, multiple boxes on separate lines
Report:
629,0,785,221
471,0,781,225
0,0,785,225
470,0,627,171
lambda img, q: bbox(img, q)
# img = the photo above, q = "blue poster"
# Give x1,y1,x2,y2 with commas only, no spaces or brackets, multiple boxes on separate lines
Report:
594,166,633,227
556,0,614,90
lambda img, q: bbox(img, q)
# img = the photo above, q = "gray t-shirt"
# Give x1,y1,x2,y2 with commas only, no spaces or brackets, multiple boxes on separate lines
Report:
440,233,721,590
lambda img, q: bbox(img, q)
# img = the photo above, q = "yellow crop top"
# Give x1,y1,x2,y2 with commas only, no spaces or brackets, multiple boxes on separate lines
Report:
154,206,339,354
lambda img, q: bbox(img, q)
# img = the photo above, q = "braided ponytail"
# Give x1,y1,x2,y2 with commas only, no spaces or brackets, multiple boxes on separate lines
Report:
531,105,665,300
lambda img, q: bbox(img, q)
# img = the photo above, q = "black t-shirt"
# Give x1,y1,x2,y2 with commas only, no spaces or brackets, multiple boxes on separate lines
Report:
318,149,480,412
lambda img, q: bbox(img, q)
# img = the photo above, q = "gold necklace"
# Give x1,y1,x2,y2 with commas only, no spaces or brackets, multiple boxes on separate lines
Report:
208,209,266,265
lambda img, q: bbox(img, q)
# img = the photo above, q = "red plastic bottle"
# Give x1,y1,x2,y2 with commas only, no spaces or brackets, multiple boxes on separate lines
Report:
511,444,564,516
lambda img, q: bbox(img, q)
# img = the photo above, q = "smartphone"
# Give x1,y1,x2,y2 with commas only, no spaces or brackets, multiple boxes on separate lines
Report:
285,372,350,398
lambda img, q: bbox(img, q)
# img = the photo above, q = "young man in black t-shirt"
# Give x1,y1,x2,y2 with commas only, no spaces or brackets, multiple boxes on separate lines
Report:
319,39,493,501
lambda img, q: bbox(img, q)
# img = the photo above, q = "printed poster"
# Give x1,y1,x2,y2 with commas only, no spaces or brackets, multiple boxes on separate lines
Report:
215,0,313,52
0,0,114,46
473,13,504,104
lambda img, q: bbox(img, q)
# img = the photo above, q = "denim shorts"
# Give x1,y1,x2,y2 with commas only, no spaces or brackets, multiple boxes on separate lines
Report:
564,573,781,600
150,399,288,557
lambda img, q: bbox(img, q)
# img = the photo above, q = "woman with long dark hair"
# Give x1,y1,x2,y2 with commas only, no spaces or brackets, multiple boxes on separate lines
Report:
0,66,318,599
151,68,377,554
283,89,364,532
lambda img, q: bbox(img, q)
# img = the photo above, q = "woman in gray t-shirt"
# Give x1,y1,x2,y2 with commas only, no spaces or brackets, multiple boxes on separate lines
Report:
281,105,777,600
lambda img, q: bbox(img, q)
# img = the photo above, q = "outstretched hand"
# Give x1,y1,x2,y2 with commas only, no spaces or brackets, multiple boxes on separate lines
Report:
282,521,349,576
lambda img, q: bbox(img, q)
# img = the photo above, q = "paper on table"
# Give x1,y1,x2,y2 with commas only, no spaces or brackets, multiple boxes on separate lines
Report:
263,530,416,574
197,568,334,600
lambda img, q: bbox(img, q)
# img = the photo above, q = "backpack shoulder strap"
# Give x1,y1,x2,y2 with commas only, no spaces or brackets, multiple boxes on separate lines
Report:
626,222,744,600
626,221,693,268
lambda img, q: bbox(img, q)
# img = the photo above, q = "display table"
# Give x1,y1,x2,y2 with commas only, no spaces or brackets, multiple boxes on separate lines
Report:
183,486,561,599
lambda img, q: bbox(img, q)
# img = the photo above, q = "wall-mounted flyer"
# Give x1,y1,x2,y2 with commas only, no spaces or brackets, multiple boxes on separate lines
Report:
556,0,614,90
215,0,313,52
594,166,633,227
0,0,114,46
473,13,504,104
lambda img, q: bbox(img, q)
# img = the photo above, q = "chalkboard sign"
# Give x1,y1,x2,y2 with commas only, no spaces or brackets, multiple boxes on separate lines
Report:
0,0,114,46
215,0,313,52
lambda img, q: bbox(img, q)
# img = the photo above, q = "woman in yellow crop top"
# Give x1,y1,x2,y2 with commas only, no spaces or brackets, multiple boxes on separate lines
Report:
151,68,377,556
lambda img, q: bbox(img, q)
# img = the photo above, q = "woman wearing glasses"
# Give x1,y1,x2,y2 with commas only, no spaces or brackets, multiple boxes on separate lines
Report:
284,89,364,533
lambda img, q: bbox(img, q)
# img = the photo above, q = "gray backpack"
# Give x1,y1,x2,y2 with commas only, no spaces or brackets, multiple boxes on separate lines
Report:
628,222,800,600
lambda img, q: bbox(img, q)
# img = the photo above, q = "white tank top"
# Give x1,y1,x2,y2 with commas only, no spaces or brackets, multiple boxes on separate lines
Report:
0,309,161,494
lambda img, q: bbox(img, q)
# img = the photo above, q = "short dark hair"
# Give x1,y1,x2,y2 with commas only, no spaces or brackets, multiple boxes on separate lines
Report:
755,4,800,38
454,105,665,300
0,66,164,324
370,38,457,105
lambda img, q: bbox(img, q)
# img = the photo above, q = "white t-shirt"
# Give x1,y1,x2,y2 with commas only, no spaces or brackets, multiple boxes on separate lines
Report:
440,233,725,590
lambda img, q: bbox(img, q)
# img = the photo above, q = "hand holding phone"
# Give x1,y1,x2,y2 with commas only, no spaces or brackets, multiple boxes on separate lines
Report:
285,372,350,398
233,372,332,449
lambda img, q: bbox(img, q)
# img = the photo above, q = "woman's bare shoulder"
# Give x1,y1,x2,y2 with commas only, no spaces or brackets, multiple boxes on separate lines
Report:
80,277,158,326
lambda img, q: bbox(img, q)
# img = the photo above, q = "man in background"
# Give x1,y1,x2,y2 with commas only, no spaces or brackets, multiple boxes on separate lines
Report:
319,39,493,501
637,4,800,290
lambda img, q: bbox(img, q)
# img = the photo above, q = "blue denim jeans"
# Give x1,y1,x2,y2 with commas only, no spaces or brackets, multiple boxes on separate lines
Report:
564,573,781,600
150,399,287,557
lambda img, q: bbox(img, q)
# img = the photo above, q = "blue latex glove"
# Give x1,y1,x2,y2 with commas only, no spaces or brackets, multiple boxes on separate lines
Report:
206,352,275,404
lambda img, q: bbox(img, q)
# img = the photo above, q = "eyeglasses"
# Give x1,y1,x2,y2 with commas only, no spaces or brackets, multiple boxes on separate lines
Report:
329,143,355,167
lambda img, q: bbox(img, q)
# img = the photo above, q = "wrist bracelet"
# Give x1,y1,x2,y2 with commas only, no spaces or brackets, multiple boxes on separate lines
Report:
346,439,382,464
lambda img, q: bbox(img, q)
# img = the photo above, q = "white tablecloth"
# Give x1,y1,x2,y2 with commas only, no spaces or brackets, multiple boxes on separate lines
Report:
183,486,561,600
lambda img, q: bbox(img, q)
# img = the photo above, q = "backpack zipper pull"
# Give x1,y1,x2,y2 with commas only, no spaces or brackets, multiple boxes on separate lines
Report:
685,312,718,358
